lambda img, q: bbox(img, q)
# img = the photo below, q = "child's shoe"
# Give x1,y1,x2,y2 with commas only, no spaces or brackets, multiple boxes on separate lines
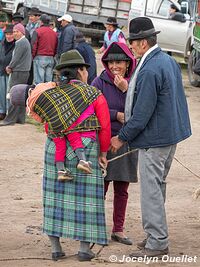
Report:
77,160,93,174
58,169,73,181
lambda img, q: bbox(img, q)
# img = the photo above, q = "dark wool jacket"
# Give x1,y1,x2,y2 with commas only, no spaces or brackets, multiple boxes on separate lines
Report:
0,38,15,75
57,23,79,56
91,42,136,136
75,40,97,84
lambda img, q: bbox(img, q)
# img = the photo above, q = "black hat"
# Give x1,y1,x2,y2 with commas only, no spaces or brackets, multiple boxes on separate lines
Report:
4,24,14,34
170,4,179,12
40,14,51,24
102,43,130,61
129,17,160,41
28,7,41,16
12,12,24,20
55,50,90,70
106,17,118,26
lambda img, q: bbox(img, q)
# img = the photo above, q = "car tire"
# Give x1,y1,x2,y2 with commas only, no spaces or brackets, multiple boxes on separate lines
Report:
188,49,200,87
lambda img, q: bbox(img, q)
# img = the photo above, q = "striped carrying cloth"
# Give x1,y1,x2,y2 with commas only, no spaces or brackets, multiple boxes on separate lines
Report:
43,137,108,245
34,81,101,135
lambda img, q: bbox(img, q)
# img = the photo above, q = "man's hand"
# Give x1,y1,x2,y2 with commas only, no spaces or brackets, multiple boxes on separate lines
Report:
110,136,124,153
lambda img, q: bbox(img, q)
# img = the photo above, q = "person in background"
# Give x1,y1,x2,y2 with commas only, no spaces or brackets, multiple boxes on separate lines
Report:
57,14,79,58
98,17,126,54
111,17,191,258
26,7,41,37
12,12,31,41
169,3,186,22
75,32,97,84
92,42,138,245
0,23,32,126
0,13,8,41
31,14,57,84
0,24,15,120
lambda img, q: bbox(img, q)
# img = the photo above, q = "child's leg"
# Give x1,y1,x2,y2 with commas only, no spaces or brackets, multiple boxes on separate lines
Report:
67,132,92,174
53,137,73,181
53,137,66,171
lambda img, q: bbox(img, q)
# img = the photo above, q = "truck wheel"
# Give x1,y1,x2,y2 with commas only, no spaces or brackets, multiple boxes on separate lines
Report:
188,49,200,87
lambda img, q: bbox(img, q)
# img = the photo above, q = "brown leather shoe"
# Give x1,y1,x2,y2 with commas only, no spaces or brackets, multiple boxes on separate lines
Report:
0,113,6,120
111,233,133,245
129,247,169,259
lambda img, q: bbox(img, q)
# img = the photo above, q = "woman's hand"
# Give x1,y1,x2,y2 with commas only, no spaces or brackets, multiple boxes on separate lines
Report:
98,152,108,170
114,75,128,92
117,112,125,124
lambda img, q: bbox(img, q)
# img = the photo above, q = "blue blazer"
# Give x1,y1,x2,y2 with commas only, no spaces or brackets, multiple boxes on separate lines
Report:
119,47,191,148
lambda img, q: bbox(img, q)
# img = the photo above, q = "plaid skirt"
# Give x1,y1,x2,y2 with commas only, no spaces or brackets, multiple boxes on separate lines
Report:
43,137,108,245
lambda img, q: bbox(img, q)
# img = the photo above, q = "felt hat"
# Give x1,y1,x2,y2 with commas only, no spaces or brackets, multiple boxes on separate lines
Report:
57,14,72,22
10,84,32,106
105,17,118,26
12,12,24,20
55,50,90,70
40,14,51,24
128,17,160,41
4,24,14,34
13,23,25,35
102,43,130,61
28,7,41,16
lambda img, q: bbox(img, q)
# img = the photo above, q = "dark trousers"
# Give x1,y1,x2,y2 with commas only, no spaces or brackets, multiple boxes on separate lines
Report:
4,71,29,124
104,181,129,233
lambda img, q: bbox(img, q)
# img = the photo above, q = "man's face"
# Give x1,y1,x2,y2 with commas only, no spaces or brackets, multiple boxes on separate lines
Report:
129,39,146,59
61,20,69,27
5,32,14,42
13,29,22,40
0,21,6,29
29,15,40,23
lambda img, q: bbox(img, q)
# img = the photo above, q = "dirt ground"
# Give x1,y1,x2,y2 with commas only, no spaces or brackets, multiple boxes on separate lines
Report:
0,58,200,267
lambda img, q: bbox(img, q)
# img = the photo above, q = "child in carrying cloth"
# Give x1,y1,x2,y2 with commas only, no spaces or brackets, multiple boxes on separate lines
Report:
10,81,102,182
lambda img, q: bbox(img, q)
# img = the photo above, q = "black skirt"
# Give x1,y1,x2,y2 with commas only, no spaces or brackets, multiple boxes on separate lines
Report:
105,143,138,183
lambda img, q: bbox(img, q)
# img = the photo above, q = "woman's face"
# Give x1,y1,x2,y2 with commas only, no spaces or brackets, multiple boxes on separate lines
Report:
107,60,129,77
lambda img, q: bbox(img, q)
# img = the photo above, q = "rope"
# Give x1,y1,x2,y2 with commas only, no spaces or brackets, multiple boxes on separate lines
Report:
101,148,200,181
108,148,138,163
0,257,51,261
174,156,200,180
0,245,105,262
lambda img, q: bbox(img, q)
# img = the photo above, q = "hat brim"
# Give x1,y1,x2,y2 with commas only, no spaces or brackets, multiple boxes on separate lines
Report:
106,22,118,26
55,62,90,70
13,15,24,20
128,30,160,41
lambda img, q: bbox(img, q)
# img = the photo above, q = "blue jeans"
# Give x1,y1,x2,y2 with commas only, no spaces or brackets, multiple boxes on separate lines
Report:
33,55,55,84
0,74,8,114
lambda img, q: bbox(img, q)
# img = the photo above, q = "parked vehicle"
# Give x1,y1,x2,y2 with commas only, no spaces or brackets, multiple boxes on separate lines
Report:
13,0,132,45
188,0,200,86
128,0,195,60
0,0,14,14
